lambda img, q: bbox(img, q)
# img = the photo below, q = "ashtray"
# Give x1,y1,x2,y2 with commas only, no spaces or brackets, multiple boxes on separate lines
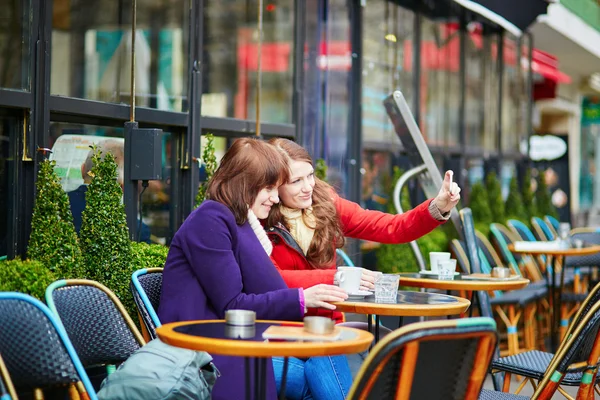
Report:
491,267,511,278
303,316,335,335
225,309,256,326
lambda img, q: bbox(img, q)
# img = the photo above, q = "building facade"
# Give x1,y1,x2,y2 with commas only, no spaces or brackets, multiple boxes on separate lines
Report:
0,0,546,259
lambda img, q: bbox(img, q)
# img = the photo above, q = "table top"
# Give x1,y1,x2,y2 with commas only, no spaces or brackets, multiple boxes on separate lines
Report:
397,272,530,291
332,290,471,316
508,243,600,256
156,320,374,358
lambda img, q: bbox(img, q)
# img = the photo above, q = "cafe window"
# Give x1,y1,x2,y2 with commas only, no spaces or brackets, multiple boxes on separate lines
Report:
48,122,173,244
420,16,460,147
0,0,31,90
203,1,294,123
362,0,414,146
464,24,484,148
502,33,526,152
51,0,189,112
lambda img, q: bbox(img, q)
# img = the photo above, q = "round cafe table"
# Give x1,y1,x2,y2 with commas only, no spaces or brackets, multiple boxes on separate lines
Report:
508,243,600,351
156,319,373,400
332,290,470,342
397,272,530,292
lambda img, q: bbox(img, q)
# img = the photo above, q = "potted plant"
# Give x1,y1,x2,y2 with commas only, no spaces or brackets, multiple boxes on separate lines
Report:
522,168,537,221
195,133,218,207
28,159,82,278
505,176,527,222
468,180,493,235
536,170,559,218
486,171,505,224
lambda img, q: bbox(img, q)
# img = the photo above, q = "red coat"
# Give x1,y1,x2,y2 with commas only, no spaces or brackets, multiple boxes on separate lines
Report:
268,193,445,322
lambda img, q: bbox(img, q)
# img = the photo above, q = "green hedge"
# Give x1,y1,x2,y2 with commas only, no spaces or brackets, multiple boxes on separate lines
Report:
0,259,57,300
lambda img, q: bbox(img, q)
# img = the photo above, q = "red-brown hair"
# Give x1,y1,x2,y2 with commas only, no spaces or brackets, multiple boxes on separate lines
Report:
207,138,289,225
267,138,345,268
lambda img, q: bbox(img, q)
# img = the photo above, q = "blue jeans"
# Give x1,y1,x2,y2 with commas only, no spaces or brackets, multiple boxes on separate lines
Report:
272,356,352,400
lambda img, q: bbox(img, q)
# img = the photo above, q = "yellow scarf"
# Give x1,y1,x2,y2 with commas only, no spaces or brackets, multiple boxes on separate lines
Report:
280,206,316,255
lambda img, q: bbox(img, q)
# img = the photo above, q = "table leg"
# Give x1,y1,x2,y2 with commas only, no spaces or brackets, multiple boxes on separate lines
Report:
278,357,289,400
550,255,558,352
245,358,251,400
398,316,403,329
375,315,380,342
255,358,261,400
367,314,372,333
259,358,267,400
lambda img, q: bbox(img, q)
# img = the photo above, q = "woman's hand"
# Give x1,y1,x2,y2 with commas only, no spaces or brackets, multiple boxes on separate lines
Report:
359,268,379,291
303,284,348,310
433,170,461,213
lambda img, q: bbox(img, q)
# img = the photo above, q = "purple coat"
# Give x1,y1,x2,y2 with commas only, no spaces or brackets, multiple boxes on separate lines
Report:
158,200,303,400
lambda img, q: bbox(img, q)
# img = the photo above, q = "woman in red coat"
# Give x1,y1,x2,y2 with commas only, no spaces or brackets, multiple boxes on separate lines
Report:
266,138,461,324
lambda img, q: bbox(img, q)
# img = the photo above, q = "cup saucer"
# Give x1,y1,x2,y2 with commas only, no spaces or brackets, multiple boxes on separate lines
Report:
419,270,460,276
346,290,373,300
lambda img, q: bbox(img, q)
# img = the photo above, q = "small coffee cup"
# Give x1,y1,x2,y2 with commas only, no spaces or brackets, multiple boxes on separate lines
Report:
335,266,361,293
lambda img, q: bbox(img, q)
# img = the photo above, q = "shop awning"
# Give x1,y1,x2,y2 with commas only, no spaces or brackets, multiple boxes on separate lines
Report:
453,0,550,36
525,49,572,84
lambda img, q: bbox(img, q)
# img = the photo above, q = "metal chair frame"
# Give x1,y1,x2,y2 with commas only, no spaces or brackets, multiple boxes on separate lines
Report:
0,353,17,400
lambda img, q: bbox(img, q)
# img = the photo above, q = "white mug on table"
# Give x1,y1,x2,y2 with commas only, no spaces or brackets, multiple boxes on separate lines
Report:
334,266,361,293
429,252,451,273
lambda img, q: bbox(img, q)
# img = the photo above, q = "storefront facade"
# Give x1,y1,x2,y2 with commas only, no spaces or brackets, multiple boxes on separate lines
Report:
0,0,539,259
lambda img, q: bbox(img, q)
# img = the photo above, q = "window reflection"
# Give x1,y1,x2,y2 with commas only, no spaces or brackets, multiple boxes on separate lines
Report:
49,122,172,244
362,1,413,146
421,17,460,147
0,0,30,90
0,116,18,256
51,0,189,112
502,33,526,152
465,24,484,148
204,1,294,123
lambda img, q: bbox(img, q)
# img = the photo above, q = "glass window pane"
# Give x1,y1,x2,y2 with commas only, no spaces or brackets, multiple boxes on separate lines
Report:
421,16,460,147
0,116,19,256
51,0,189,112
362,1,413,146
483,31,501,152
502,33,524,152
465,24,484,148
0,0,31,90
49,122,173,244
204,1,294,123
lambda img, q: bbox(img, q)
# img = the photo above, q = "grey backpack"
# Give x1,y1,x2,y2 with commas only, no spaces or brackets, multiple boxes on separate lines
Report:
97,339,218,400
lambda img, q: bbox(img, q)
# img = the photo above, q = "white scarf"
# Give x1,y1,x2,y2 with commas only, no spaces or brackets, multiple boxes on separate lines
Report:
247,209,273,255
279,206,315,256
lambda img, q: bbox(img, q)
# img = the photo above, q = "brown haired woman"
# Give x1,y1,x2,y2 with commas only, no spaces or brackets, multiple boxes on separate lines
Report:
266,138,461,323
159,137,353,400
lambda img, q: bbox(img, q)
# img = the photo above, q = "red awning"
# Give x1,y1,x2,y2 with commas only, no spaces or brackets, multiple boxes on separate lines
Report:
526,49,572,84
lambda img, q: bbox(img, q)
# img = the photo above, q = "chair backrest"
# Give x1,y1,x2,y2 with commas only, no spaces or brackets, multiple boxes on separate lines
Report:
0,353,17,400
507,219,538,242
489,223,538,277
545,215,559,231
475,231,503,267
336,248,355,267
45,279,145,368
0,292,97,399
534,299,600,399
131,268,164,340
347,317,498,400
563,232,600,268
449,239,470,274
531,217,555,241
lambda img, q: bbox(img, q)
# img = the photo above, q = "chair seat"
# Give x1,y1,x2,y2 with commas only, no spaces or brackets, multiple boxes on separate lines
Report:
491,350,585,385
490,288,546,307
562,292,589,303
479,389,530,399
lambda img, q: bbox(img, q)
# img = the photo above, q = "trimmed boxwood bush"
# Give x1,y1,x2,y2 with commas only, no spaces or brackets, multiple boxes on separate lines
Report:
0,259,57,300
468,181,492,235
522,168,537,221
195,133,218,207
505,176,527,222
486,171,505,224
79,147,132,300
315,158,328,181
536,170,558,218
28,159,82,278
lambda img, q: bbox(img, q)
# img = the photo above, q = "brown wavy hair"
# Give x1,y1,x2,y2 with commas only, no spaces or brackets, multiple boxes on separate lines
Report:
207,138,289,225
267,138,345,268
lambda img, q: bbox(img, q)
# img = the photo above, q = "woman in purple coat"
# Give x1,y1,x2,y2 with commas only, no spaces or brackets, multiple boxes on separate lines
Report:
158,138,350,400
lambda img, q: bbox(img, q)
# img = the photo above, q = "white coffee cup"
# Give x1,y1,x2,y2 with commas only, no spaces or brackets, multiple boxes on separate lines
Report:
334,266,361,293
429,252,451,273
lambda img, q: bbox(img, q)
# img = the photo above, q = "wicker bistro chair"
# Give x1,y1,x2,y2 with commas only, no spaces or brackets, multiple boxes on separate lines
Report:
347,317,498,400
544,216,559,237
0,353,17,400
45,279,146,371
0,292,98,400
491,282,600,399
130,268,164,340
531,217,555,242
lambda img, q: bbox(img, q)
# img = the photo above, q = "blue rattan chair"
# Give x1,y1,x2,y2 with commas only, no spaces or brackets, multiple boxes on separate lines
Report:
45,279,146,371
347,317,499,400
544,215,559,237
131,268,164,340
0,292,97,399
336,248,355,267
531,217,555,241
